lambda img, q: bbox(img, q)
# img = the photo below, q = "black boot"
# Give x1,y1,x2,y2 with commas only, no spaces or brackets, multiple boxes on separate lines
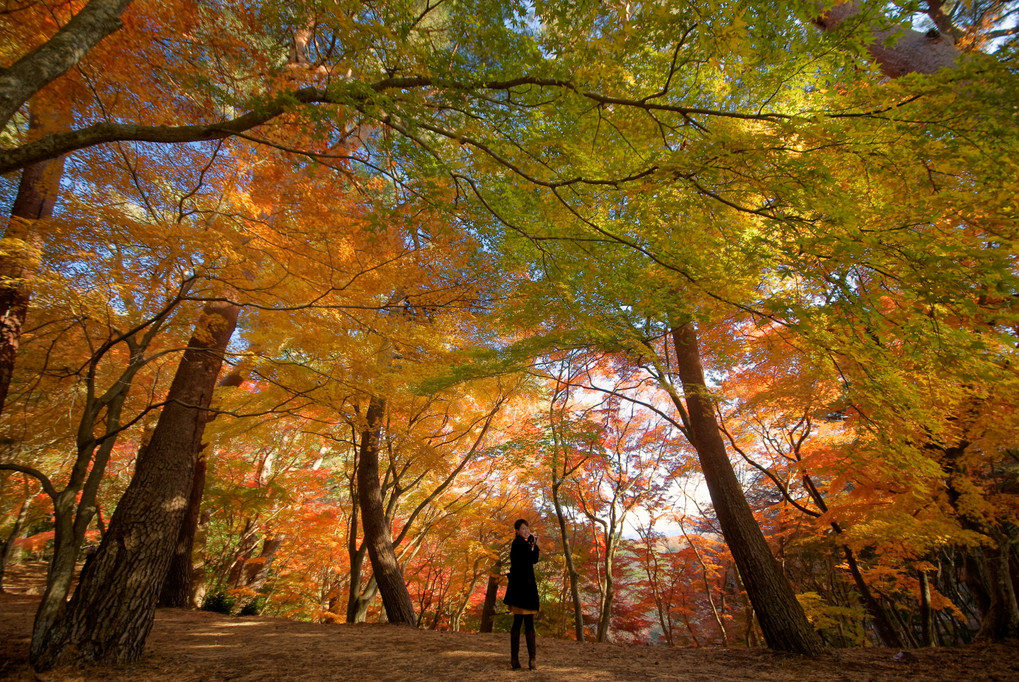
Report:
525,631,537,670
511,630,522,670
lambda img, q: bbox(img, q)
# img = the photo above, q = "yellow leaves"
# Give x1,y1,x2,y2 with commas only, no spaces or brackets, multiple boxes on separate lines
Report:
797,591,867,637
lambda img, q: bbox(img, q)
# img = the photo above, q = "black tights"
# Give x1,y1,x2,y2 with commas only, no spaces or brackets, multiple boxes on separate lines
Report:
511,614,535,634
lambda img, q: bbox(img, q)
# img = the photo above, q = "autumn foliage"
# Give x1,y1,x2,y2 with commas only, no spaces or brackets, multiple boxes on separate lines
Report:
2,0,1019,670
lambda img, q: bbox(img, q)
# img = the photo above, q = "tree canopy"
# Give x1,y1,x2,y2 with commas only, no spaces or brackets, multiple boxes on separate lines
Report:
2,0,1018,668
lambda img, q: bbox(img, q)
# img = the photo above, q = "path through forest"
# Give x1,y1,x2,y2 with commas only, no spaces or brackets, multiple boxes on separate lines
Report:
1,563,1016,681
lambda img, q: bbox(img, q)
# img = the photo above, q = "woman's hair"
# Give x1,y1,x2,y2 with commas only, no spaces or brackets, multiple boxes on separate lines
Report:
513,518,529,530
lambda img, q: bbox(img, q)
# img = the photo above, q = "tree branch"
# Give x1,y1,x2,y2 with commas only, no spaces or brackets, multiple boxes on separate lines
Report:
0,462,58,501
0,0,134,130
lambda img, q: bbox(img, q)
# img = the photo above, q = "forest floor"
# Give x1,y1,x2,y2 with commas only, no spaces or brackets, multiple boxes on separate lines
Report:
1,562,1017,681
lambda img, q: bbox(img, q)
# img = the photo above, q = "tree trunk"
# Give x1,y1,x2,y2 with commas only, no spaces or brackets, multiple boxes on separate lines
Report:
30,299,239,669
356,395,415,625
158,454,206,608
814,2,959,78
227,518,259,589
0,477,32,591
159,368,244,608
551,480,585,641
941,445,1019,641
240,535,282,592
596,559,614,642
976,536,1019,641
478,557,502,633
842,543,904,647
0,109,65,416
919,569,937,647
671,321,824,655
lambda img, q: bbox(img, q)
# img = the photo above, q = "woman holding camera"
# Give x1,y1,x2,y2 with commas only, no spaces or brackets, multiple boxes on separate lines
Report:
503,518,540,670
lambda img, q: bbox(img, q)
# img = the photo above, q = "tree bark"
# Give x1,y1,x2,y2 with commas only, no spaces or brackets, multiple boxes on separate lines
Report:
30,299,240,669
356,395,415,625
0,477,32,591
671,321,824,655
0,0,134,130
841,543,905,647
0,107,66,416
158,454,207,608
976,536,1019,641
478,557,502,633
551,480,585,641
919,569,937,647
159,369,244,608
814,2,960,77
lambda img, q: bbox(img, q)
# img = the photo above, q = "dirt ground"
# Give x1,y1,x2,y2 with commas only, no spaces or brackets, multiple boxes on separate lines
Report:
1,562,1017,681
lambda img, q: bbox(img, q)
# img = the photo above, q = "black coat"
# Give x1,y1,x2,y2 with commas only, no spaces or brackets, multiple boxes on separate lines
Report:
503,535,540,611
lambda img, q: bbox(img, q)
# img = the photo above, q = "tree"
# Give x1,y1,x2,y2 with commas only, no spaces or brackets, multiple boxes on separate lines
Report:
31,297,240,668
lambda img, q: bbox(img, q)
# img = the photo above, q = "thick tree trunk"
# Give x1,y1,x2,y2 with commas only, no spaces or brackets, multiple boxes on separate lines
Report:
158,454,207,608
30,299,239,669
671,322,824,655
356,395,415,625
976,537,1019,641
0,110,65,416
159,368,244,608
814,2,959,78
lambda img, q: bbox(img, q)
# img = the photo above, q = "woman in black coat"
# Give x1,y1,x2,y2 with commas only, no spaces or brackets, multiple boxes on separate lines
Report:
503,518,540,670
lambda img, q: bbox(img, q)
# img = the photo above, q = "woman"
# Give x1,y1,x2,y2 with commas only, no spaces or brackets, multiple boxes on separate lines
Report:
503,518,540,670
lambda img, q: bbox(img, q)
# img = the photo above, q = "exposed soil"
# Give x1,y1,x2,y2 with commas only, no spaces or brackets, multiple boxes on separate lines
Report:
1,562,1017,681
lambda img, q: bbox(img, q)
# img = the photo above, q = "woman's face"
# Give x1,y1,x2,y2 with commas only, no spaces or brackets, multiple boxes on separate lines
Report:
516,523,530,538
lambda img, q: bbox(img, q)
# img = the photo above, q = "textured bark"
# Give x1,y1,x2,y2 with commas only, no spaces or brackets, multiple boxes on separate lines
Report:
158,454,206,608
0,0,134,130
671,322,824,655
30,299,240,669
0,110,65,416
356,395,415,625
160,369,244,608
814,2,960,77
